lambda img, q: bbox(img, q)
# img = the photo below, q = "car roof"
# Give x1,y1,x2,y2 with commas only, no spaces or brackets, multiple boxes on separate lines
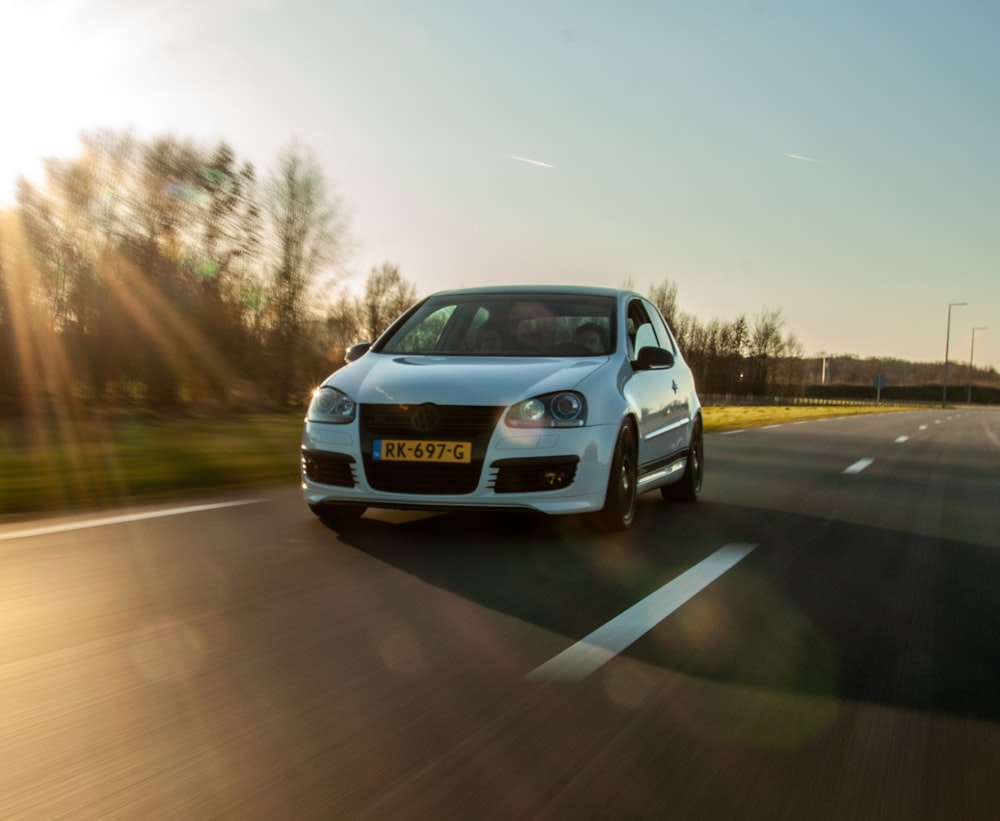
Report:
425,284,641,300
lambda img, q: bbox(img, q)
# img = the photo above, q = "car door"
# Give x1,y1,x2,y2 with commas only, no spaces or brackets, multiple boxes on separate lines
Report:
623,298,684,468
645,299,693,451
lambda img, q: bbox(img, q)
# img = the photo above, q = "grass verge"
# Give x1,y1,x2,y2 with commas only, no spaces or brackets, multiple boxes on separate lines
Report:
702,403,919,432
1,413,304,518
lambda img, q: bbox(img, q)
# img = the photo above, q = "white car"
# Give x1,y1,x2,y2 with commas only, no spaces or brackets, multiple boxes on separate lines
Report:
301,285,703,530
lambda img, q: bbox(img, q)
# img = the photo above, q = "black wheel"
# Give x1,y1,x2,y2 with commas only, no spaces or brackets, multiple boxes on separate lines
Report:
661,416,703,503
592,422,638,531
309,503,366,528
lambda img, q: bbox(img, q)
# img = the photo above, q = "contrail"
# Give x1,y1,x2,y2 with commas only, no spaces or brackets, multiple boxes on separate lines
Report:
505,154,553,168
783,153,823,163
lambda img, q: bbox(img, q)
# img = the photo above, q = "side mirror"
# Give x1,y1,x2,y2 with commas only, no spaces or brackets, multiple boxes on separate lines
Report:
633,346,675,371
345,342,372,362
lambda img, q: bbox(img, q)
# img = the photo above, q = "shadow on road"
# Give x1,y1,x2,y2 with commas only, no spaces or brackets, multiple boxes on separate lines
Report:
325,496,1000,726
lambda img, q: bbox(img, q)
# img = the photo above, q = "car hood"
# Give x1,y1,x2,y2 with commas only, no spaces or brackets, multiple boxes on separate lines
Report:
325,354,608,406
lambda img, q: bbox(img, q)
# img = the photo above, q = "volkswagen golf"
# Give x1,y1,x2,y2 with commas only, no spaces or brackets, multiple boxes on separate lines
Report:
301,284,703,530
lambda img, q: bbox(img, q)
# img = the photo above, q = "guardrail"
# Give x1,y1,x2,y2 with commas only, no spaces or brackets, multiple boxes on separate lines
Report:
699,394,928,408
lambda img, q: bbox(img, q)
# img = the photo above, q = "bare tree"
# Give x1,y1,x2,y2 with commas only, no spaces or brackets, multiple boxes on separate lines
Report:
262,142,351,404
312,289,364,375
361,262,416,340
774,331,806,395
747,307,787,394
716,314,749,394
647,278,680,330
111,134,236,405
199,144,261,290
15,165,118,407
194,143,264,382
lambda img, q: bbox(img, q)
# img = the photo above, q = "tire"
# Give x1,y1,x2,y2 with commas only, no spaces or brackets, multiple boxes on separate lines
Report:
309,503,366,528
661,416,703,503
592,422,638,531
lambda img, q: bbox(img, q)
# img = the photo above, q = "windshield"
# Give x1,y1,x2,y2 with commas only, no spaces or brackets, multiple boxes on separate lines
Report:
377,293,615,356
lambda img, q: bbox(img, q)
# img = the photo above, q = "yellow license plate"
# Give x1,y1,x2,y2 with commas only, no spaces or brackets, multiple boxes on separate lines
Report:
374,439,472,463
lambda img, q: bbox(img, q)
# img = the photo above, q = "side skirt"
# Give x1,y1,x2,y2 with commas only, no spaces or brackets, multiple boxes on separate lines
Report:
637,449,689,491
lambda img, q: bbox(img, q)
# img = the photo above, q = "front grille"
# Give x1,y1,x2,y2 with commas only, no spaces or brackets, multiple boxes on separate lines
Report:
360,404,502,495
301,449,356,487
492,456,579,493
361,404,502,436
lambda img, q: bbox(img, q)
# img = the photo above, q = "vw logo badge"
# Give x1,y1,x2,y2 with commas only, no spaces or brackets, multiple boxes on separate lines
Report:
410,403,441,434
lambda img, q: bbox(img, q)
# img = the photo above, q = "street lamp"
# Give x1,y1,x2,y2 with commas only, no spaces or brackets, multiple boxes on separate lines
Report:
942,301,967,407
968,326,987,404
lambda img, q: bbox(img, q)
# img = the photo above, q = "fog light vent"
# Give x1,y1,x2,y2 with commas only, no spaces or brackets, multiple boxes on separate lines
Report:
492,456,579,494
301,449,356,487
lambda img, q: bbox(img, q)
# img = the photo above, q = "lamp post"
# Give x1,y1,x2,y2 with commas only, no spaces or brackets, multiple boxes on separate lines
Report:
942,301,967,408
968,326,987,404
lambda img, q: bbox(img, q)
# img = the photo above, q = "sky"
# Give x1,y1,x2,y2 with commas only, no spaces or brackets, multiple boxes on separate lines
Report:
1,0,997,368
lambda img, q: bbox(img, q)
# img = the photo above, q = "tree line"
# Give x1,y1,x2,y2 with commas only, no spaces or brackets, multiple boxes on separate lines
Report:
643,278,807,396
0,130,415,416
2,129,996,419
643,282,998,400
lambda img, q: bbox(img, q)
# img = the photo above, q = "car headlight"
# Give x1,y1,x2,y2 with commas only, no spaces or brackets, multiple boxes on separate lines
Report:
506,391,587,428
307,386,357,423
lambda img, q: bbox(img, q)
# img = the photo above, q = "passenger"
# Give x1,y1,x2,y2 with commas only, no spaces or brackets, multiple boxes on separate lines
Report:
476,322,504,352
575,322,607,354
510,321,544,351
502,302,548,352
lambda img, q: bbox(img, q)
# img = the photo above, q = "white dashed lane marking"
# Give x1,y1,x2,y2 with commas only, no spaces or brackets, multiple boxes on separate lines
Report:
843,458,875,474
526,543,758,683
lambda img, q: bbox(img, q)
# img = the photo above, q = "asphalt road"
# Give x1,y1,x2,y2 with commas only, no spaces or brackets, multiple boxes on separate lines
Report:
2,408,999,819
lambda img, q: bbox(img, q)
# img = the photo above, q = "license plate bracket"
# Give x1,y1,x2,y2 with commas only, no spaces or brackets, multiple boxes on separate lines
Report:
373,439,472,463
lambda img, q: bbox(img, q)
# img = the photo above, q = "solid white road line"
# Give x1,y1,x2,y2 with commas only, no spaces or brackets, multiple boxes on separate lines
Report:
843,458,875,474
526,543,758,683
0,499,265,542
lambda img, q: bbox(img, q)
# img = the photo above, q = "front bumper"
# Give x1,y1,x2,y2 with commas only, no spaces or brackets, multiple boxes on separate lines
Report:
301,418,618,515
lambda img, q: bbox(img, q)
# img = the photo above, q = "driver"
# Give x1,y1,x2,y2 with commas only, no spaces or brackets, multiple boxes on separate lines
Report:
575,322,607,354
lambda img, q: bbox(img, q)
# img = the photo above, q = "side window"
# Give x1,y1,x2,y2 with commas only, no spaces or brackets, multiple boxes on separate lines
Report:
627,299,660,358
645,301,677,354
